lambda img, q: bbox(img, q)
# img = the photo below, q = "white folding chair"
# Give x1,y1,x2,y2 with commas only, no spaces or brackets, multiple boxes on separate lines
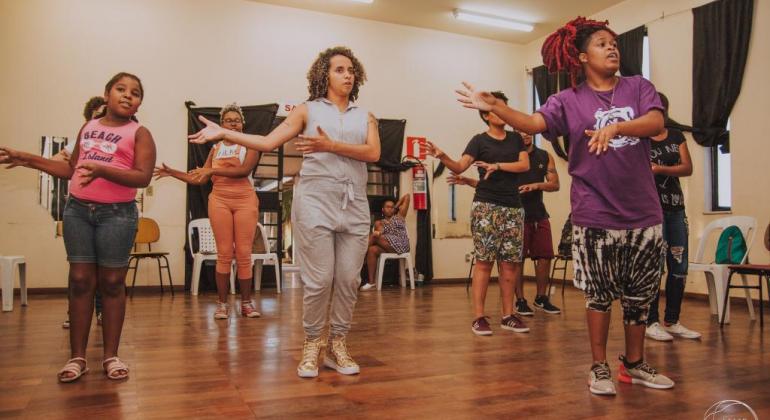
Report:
1,255,28,312
690,216,757,323
376,252,415,290
188,218,221,296
252,223,280,293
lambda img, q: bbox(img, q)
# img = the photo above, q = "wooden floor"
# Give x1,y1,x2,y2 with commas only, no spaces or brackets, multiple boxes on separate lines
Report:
1,283,768,419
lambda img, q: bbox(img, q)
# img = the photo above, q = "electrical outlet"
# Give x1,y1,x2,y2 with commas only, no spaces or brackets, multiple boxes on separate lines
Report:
146,186,154,196
465,253,471,262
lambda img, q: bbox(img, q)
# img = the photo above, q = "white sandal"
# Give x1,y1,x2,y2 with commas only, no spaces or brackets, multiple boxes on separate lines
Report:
58,357,89,383
103,356,129,380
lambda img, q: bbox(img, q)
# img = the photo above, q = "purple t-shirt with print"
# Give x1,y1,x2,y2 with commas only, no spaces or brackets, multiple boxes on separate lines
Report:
536,75,663,230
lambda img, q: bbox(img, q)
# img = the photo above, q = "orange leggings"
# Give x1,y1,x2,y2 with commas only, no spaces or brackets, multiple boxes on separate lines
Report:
208,191,258,279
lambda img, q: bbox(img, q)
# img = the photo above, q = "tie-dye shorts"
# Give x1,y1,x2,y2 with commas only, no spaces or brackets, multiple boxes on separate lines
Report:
571,224,664,325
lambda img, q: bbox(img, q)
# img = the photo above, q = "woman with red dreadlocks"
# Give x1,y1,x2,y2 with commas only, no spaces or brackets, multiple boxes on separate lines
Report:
456,17,674,396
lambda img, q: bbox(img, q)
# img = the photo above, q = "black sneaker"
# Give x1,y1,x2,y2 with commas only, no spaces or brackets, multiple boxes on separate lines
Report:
516,299,534,316
534,295,561,314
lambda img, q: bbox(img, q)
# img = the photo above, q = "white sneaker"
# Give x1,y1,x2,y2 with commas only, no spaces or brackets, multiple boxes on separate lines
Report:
360,283,376,291
645,322,674,341
663,322,701,339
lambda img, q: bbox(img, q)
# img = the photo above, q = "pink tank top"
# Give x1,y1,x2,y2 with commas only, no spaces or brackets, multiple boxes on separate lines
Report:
69,118,140,203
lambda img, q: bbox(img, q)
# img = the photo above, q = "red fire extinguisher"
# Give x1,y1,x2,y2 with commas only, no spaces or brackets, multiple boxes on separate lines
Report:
412,164,427,210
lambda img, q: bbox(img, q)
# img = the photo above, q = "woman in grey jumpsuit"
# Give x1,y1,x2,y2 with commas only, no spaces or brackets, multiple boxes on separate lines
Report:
189,46,380,378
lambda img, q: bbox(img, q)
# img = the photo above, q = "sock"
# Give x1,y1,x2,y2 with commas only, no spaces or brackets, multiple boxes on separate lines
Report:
621,355,643,369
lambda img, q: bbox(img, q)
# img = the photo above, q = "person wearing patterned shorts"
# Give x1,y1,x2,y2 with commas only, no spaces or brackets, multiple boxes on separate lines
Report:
427,90,531,336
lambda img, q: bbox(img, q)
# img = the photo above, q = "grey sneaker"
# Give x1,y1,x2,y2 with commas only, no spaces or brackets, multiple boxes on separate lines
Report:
297,336,324,378
663,322,701,339
645,322,674,341
588,361,616,395
618,356,675,389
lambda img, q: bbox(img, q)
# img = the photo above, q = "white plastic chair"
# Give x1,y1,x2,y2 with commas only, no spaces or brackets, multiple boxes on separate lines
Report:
252,223,280,293
690,216,757,323
376,253,415,290
188,218,220,296
1,255,28,312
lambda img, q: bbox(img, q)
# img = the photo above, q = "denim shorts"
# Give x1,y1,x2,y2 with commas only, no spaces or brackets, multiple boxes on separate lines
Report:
62,196,138,267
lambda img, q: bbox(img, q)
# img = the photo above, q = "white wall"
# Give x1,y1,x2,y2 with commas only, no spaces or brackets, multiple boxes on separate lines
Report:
0,0,525,287
518,0,770,295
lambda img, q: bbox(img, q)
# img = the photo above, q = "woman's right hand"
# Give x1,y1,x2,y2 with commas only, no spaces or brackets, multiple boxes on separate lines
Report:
153,163,173,180
188,116,227,144
0,147,28,168
455,82,497,111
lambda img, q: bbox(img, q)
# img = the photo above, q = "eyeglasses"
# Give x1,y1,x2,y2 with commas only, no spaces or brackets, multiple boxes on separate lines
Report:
223,118,243,124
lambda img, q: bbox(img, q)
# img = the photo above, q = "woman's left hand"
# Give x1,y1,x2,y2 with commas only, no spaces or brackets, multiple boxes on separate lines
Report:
75,162,103,187
651,163,662,174
189,167,214,183
475,161,498,180
296,126,335,154
585,123,619,155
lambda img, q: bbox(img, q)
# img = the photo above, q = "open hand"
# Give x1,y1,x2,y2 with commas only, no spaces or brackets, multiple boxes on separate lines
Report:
518,183,539,193
447,173,469,185
153,163,174,180
188,116,227,144
585,124,619,155
424,140,445,159
455,82,497,111
0,147,28,169
296,126,334,154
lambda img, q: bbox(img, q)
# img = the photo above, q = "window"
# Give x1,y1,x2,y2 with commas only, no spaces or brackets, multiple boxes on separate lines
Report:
707,120,732,211
642,35,650,80
448,183,457,222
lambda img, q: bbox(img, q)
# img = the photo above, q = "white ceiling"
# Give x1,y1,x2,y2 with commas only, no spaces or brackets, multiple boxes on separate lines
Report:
248,0,626,44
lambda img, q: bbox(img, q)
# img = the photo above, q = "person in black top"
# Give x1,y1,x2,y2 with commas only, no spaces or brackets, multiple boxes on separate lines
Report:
645,93,700,341
426,91,531,336
451,131,561,316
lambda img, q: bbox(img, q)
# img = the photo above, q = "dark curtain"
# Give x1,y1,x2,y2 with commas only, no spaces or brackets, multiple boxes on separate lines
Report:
377,119,407,171
415,174,433,282
184,102,279,291
692,0,754,148
616,25,646,77
532,66,570,160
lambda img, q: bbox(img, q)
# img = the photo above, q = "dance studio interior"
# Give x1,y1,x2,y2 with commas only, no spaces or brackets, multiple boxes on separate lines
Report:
0,0,768,418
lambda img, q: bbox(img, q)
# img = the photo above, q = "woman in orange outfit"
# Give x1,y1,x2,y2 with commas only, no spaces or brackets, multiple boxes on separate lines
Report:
154,103,261,319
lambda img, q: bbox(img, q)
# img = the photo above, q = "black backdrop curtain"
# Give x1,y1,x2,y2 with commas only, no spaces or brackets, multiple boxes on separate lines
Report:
692,0,754,148
532,66,570,160
616,25,646,77
184,102,279,291
377,119,407,171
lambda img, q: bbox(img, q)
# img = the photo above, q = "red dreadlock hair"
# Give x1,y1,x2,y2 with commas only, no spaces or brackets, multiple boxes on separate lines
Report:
541,16,617,88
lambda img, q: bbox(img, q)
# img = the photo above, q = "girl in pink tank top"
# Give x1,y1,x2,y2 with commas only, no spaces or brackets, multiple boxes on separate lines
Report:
0,72,157,383
154,103,261,319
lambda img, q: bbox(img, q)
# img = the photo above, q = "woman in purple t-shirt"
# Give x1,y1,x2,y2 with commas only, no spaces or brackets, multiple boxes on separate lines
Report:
456,17,674,396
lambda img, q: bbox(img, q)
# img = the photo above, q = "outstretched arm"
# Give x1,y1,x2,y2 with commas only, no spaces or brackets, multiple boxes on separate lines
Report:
455,82,547,135
189,105,307,152
424,140,474,175
154,150,214,185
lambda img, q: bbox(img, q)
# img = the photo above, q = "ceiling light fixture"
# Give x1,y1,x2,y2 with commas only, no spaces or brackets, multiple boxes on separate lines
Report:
347,0,374,4
453,9,534,32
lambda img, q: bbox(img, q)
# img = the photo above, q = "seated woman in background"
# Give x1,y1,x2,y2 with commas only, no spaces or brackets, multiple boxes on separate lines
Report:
361,194,410,291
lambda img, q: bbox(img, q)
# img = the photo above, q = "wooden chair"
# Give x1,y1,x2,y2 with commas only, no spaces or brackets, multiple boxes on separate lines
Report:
127,217,173,296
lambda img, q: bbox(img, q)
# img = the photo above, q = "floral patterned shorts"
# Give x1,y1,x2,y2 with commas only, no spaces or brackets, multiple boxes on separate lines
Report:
470,201,524,263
